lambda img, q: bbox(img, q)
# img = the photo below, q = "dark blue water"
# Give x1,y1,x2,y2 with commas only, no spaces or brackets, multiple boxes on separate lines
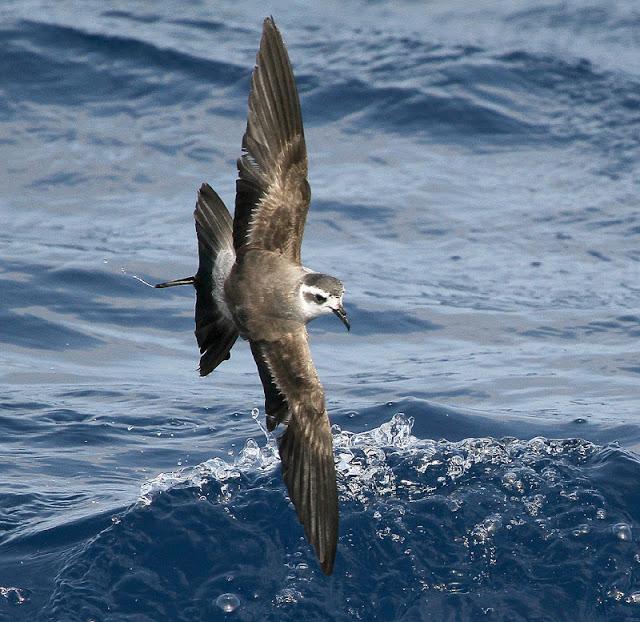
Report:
2,1,640,619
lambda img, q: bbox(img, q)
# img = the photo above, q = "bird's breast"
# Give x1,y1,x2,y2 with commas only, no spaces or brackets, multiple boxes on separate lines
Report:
224,250,305,341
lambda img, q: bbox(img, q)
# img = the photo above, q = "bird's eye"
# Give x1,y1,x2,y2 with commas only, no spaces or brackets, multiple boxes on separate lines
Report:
315,294,327,304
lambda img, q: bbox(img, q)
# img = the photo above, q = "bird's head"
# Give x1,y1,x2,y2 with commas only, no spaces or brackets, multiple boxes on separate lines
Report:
299,273,349,331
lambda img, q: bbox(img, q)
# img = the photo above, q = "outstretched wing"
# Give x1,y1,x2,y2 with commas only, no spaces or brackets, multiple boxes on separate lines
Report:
251,330,338,575
250,342,289,431
234,17,310,264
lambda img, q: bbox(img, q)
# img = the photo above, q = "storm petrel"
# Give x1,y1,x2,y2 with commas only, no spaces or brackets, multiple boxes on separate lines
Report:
156,17,349,575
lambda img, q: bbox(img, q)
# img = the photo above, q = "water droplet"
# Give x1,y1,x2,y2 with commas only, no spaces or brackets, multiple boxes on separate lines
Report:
470,515,502,543
215,593,240,613
501,471,524,492
596,508,606,520
251,408,259,419
612,523,632,541
572,524,590,537
627,592,640,605
274,588,302,605
607,588,625,601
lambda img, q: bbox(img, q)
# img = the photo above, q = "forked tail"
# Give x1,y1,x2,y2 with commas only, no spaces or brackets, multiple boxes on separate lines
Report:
155,183,238,375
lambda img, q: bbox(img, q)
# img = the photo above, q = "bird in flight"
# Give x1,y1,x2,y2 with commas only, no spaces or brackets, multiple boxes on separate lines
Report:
155,17,349,575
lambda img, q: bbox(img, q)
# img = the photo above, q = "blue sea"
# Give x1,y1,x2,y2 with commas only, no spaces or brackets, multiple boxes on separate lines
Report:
1,1,640,619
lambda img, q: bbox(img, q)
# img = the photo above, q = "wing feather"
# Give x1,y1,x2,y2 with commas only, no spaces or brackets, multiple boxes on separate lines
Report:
234,17,310,264
249,341,289,431
254,330,339,575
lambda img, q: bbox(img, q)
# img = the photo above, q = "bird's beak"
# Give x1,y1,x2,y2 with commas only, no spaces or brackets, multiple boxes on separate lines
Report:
332,304,350,331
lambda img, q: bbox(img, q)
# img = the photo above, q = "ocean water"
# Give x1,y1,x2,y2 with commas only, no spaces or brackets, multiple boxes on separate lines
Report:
1,0,640,619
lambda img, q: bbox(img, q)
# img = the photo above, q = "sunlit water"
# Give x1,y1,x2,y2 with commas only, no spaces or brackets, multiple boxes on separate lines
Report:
1,1,640,620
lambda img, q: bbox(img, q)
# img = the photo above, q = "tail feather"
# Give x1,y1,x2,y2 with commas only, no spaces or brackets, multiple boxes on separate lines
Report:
154,277,195,288
193,183,238,375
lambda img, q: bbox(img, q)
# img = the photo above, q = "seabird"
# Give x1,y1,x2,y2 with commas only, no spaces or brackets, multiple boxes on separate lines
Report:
155,17,349,575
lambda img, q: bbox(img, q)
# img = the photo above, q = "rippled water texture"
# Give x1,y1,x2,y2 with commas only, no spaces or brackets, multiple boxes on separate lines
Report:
1,1,640,620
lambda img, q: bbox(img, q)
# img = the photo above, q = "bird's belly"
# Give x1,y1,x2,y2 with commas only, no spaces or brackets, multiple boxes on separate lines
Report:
224,251,303,341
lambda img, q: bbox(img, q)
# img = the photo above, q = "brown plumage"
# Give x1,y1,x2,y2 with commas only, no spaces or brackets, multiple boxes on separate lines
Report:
156,17,349,575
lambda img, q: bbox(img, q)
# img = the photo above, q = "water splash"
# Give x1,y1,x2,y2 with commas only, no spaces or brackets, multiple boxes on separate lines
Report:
120,266,156,288
138,413,418,506
251,407,270,442
138,435,279,506
134,414,640,606
0,586,28,606
46,413,640,619
274,587,303,606
138,412,604,512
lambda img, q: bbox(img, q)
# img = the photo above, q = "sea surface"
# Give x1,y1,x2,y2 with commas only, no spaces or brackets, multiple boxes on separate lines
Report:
1,1,640,620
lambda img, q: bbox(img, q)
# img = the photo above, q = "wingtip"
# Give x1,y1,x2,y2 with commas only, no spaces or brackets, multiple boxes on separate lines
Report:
197,182,218,201
320,559,335,576
261,16,283,43
193,182,212,219
319,540,337,575
279,418,339,577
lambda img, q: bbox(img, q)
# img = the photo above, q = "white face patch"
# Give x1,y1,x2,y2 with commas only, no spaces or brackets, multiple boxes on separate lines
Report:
299,284,342,321
301,284,330,299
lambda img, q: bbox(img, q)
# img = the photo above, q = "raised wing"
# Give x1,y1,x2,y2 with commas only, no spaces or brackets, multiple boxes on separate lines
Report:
234,17,310,264
251,330,338,574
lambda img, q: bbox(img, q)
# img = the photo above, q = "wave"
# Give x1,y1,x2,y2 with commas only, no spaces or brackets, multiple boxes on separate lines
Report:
38,414,640,621
3,17,638,157
0,19,246,110
302,40,640,164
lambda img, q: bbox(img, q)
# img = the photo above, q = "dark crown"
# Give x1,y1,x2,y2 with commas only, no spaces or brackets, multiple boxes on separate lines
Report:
302,273,344,297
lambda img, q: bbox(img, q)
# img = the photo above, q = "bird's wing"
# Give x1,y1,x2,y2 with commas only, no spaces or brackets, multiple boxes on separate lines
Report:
234,17,310,264
193,184,238,375
251,330,338,574
250,341,289,431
